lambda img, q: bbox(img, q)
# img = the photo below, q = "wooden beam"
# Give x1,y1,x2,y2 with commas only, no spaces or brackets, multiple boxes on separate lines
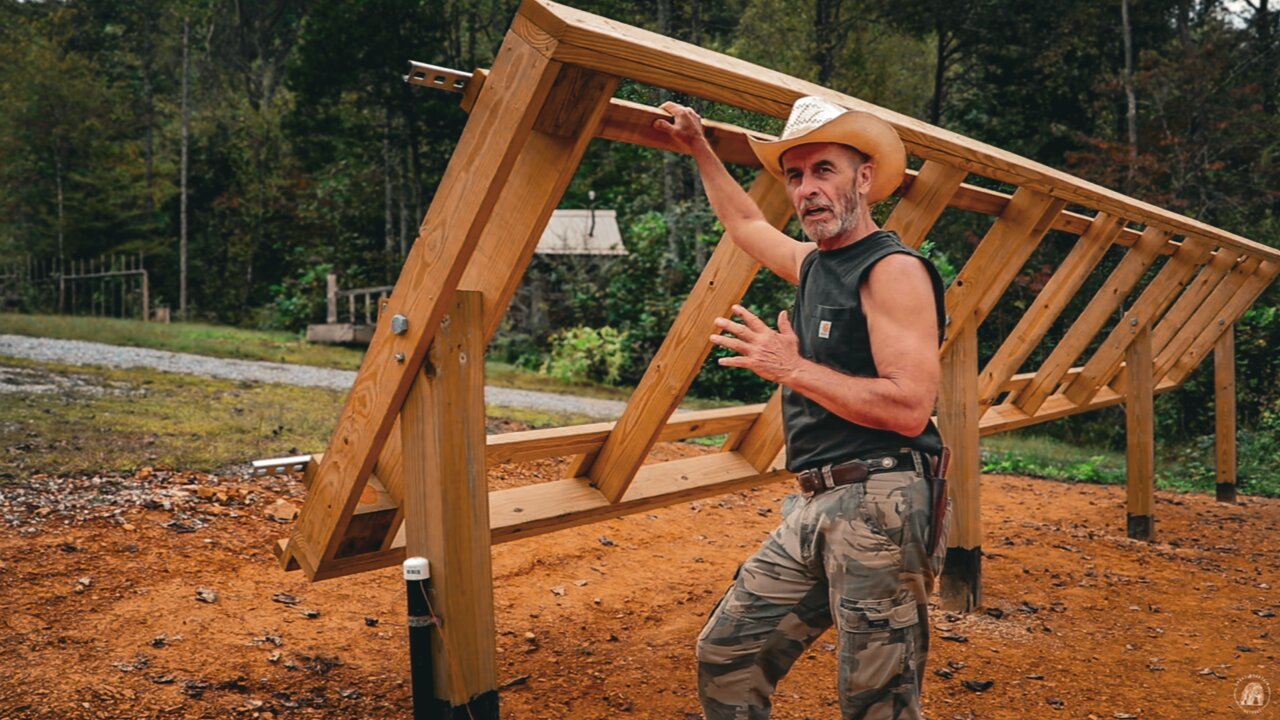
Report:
1149,249,1241,357
1011,226,1170,416
736,389,786,472
400,291,497,705
514,0,1280,264
283,29,566,576
1153,256,1262,382
942,189,1067,354
977,213,1125,407
487,404,764,466
883,160,967,249
1062,238,1213,405
938,322,981,612
584,172,794,503
1215,325,1237,503
980,376,1179,436
1124,326,1155,542
597,98,763,167
1163,260,1278,386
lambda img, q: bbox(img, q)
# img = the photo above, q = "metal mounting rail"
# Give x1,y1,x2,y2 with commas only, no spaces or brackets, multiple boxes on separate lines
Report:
251,454,313,477
404,62,472,93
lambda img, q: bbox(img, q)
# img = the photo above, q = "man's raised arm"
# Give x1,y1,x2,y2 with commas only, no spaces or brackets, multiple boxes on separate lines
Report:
652,102,812,285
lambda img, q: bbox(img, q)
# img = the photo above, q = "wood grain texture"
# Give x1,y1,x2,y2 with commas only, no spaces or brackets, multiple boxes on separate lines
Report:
942,188,1066,354
1149,249,1241,357
1215,326,1236,489
400,291,496,703
585,172,794,503
939,322,980,549
737,389,787,472
284,30,563,576
1062,238,1213,405
1011,226,1171,416
977,213,1125,407
1163,261,1278,385
1124,327,1155,531
1152,256,1262,382
515,0,1279,263
883,161,967,249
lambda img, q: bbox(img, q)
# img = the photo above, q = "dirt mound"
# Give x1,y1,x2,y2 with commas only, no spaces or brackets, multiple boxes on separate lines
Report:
0,446,1276,720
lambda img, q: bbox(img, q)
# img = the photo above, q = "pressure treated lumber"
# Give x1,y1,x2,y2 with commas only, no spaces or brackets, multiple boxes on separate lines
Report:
883,161,967,249
1062,238,1213,405
585,172,793,503
400,291,496,705
1012,226,1171,416
1124,326,1155,542
283,30,566,576
939,322,981,612
942,189,1066,355
1150,249,1240,356
514,0,1280,264
1164,262,1278,386
977,213,1126,407
1214,326,1237,503
1152,256,1262,382
735,390,786,471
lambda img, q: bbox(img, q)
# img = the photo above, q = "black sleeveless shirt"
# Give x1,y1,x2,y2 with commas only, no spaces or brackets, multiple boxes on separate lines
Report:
782,230,947,471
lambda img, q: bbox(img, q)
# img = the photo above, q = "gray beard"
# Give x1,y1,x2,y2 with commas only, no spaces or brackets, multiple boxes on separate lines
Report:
801,186,862,245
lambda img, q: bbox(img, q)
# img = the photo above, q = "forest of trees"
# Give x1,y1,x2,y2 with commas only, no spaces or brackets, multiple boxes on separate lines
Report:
1,0,1278,450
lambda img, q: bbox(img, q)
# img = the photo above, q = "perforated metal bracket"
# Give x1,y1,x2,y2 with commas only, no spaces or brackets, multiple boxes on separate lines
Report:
404,61,472,93
251,455,313,477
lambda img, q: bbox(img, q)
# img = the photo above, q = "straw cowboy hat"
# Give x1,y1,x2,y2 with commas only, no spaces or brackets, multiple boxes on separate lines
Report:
748,96,906,204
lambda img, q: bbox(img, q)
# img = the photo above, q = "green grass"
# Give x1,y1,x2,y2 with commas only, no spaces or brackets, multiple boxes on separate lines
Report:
982,430,1279,498
0,357,611,479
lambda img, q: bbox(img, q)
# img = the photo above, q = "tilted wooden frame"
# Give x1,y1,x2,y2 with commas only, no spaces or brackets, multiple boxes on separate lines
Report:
277,0,1280,597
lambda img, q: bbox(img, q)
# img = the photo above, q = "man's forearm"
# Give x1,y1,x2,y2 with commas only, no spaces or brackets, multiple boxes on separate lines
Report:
782,359,932,437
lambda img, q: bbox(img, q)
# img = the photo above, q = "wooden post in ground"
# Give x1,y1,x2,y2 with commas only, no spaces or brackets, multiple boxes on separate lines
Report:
1124,326,1155,541
326,273,338,324
939,321,981,611
1214,325,1237,503
399,290,498,715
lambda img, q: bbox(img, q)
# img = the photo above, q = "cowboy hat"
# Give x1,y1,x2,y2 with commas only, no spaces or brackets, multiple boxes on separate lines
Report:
748,96,906,204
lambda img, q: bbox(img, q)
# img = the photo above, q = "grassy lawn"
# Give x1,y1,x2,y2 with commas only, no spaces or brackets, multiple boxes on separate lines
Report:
0,357,603,479
982,430,1278,498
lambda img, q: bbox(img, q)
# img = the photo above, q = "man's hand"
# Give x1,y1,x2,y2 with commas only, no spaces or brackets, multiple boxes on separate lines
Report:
652,101,709,155
710,304,803,384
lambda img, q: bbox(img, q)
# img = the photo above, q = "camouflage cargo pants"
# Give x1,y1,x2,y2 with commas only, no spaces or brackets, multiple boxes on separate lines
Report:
697,455,950,720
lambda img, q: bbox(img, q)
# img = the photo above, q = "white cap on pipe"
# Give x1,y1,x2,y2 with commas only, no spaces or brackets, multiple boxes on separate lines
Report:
403,556,430,581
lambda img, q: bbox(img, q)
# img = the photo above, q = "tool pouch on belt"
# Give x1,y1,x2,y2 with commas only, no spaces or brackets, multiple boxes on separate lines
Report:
925,447,952,558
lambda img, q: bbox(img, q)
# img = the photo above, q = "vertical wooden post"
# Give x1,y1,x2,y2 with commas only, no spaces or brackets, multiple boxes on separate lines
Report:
141,270,150,323
1124,326,1155,541
1214,325,1237,503
399,290,498,714
939,321,982,611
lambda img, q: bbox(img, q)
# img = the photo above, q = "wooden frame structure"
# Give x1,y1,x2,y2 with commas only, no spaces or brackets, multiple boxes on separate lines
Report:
272,0,1279,708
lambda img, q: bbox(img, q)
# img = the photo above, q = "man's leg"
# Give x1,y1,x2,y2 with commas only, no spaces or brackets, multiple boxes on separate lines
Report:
824,466,936,719
697,495,831,720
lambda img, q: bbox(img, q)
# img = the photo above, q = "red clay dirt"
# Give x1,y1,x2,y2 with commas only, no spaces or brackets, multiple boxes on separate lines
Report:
0,440,1276,720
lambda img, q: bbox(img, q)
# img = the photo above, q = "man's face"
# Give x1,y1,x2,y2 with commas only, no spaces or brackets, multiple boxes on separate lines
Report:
781,143,870,244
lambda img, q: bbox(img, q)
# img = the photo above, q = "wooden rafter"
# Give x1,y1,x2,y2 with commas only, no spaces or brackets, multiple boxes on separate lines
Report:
1011,226,1171,416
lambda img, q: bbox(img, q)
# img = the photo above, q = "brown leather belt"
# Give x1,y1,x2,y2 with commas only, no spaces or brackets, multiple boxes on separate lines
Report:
795,450,921,495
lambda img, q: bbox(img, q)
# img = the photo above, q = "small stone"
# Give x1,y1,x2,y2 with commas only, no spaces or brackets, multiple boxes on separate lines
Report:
550,586,566,596
364,617,379,627
195,587,218,603
272,593,301,605
961,679,994,693
265,500,300,523
299,608,320,619
598,535,615,547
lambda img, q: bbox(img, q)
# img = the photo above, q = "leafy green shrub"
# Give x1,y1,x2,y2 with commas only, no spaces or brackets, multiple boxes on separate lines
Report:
541,325,629,385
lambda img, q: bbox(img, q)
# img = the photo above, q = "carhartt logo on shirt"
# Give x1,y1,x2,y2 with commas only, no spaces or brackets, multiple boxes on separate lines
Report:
818,320,832,339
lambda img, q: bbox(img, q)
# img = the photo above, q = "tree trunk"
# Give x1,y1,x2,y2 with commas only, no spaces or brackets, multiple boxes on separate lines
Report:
1121,0,1138,191
180,16,191,321
383,107,394,265
54,149,65,266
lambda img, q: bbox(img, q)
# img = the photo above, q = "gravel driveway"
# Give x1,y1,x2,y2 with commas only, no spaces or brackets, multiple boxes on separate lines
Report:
0,334,629,419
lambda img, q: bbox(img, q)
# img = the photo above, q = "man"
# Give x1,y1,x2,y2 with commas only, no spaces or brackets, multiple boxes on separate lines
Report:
653,96,950,720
